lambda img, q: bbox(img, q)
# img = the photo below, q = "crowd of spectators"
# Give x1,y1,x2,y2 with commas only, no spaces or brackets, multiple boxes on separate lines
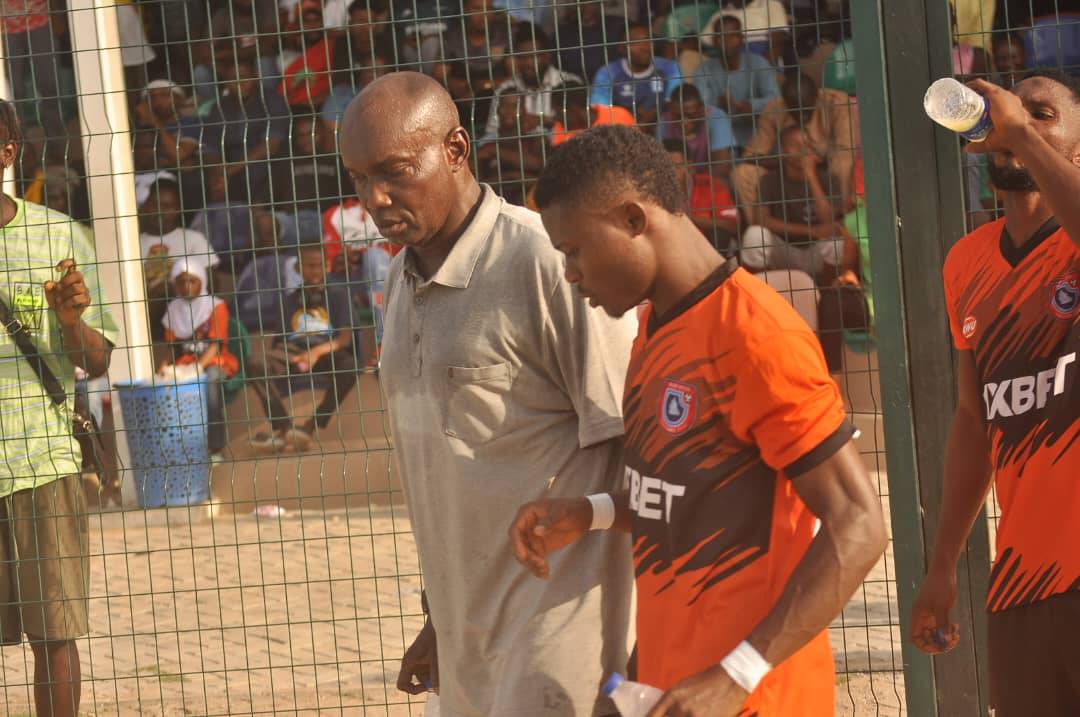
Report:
2,0,1077,454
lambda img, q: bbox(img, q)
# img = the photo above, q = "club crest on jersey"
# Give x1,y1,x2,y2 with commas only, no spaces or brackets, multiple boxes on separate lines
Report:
1049,272,1079,319
659,379,696,434
962,315,977,339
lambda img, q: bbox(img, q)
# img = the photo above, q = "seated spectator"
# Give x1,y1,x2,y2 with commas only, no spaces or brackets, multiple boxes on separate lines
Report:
738,126,857,284
663,139,739,252
139,178,220,338
590,23,682,128
659,84,736,179
552,80,635,146
190,164,275,274
330,0,392,83
428,58,486,138
278,0,344,109
192,2,283,112
476,93,547,205
202,57,291,202
268,114,347,219
701,0,792,69
131,80,203,168
557,0,624,83
245,239,360,454
40,164,91,226
734,70,857,224
323,199,396,353
483,26,581,138
321,36,396,132
442,0,512,82
159,258,239,463
691,14,780,150
391,0,456,73
992,30,1028,88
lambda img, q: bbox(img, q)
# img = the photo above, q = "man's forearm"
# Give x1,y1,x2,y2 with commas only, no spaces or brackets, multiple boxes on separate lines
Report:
927,407,994,574
1012,124,1080,249
60,320,111,377
744,501,886,669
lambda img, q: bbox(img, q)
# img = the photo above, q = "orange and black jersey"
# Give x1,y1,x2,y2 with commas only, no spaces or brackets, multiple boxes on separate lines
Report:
943,218,1079,613
624,261,852,715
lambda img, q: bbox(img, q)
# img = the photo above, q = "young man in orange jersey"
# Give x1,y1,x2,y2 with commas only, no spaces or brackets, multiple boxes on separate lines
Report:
910,71,1080,715
509,125,887,716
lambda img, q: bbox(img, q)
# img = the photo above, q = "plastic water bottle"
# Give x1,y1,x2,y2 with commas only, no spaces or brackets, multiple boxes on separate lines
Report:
923,77,992,141
604,673,663,717
424,691,440,717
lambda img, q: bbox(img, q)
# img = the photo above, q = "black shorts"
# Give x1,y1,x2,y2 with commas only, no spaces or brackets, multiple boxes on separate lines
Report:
988,591,1080,716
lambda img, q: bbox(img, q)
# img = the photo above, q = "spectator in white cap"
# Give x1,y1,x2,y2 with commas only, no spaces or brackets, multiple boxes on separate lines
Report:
159,257,239,464
132,80,204,168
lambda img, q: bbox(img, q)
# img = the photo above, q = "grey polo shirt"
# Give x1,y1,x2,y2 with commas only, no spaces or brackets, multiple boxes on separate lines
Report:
381,185,636,717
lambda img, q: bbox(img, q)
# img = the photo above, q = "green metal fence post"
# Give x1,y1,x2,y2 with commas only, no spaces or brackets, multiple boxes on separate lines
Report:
852,0,993,714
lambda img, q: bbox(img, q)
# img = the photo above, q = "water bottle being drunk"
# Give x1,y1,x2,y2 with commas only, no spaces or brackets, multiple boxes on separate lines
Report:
923,77,992,142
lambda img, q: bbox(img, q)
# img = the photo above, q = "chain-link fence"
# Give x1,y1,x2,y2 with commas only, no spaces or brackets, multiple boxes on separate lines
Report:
0,0,1075,714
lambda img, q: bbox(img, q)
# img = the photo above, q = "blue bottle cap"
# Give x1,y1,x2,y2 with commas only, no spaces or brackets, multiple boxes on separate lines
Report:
602,673,625,697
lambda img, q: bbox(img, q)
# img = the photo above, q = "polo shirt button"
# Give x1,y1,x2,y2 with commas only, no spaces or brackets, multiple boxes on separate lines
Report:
412,334,420,344
415,296,424,306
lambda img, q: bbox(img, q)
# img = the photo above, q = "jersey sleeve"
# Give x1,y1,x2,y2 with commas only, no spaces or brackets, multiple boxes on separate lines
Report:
942,253,971,351
730,329,852,476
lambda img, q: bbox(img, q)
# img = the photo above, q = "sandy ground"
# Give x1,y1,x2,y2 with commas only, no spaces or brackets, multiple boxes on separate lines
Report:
1,494,906,716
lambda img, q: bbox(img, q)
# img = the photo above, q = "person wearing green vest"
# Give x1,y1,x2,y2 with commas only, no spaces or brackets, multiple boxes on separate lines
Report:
0,99,119,717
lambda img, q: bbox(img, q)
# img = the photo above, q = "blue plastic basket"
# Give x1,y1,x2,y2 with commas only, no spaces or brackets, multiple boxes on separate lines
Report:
116,377,211,508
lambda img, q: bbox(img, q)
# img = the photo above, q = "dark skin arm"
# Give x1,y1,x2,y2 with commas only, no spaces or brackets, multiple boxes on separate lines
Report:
511,441,886,716
965,79,1080,249
910,350,992,654
44,259,113,378
648,441,886,715
289,328,352,370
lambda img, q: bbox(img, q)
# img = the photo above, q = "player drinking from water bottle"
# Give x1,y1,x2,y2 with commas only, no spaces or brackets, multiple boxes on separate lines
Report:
510,125,888,716
910,71,1080,715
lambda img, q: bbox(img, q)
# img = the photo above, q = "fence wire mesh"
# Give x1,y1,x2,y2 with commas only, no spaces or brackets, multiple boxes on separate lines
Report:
0,0,1074,714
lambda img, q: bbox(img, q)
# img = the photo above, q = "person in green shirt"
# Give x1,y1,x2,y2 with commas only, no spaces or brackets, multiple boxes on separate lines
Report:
0,99,119,717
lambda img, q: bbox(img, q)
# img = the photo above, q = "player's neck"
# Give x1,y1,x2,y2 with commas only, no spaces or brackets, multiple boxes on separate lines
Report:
649,218,726,317
1002,191,1054,248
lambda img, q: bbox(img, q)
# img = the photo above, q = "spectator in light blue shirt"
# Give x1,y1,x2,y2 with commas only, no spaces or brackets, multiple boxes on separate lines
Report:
691,14,780,149
591,23,683,128
659,83,736,180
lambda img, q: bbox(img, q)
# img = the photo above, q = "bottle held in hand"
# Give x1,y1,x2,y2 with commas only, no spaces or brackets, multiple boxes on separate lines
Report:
603,673,663,717
923,77,992,142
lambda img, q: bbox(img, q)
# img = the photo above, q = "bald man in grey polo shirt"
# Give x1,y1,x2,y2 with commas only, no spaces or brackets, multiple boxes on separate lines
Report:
339,73,635,716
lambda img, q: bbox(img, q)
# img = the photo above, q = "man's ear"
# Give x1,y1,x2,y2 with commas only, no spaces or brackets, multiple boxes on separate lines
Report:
623,201,648,237
445,127,471,171
0,141,17,171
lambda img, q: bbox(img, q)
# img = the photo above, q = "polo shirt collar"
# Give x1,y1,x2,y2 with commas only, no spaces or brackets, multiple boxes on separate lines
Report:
405,184,501,289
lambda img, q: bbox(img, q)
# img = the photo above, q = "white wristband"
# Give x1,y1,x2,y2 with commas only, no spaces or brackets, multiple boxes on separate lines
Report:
720,640,772,694
585,493,616,531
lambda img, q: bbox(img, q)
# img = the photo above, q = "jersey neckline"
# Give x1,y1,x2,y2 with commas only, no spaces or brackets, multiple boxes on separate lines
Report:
647,257,738,337
999,216,1061,268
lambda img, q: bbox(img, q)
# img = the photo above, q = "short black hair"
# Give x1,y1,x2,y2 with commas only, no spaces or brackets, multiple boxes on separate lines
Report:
513,24,551,51
553,79,589,110
991,30,1026,49
0,98,22,145
1023,68,1080,103
717,14,742,32
672,83,702,105
534,125,685,214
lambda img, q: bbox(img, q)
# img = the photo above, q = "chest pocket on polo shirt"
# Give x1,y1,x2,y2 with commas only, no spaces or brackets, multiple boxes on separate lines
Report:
444,362,513,444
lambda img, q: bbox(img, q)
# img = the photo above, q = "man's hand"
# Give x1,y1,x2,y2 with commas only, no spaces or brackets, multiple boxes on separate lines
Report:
910,568,960,654
44,259,91,329
964,79,1030,154
397,619,438,695
646,664,748,717
509,497,592,579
